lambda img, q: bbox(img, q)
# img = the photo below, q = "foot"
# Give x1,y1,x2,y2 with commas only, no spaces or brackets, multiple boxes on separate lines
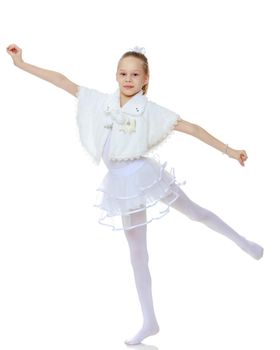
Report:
124,323,160,345
239,239,264,260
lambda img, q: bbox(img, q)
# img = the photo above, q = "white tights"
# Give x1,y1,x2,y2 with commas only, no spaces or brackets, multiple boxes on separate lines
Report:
121,184,264,345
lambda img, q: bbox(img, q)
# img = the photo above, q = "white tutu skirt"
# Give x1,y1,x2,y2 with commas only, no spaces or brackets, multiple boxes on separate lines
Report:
93,155,187,231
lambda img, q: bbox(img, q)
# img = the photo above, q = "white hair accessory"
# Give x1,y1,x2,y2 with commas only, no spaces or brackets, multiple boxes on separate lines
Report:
129,46,146,55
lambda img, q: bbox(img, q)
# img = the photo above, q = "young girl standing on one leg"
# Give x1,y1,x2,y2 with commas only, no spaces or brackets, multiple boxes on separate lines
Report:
7,44,264,345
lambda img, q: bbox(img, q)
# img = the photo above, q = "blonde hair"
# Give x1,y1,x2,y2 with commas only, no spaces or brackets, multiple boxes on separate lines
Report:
117,51,150,95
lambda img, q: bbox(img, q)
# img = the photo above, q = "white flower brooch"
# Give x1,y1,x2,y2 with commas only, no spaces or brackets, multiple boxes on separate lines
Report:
104,105,138,134
119,117,136,134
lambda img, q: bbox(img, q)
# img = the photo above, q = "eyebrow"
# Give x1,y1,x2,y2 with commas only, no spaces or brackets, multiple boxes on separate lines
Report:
119,69,141,72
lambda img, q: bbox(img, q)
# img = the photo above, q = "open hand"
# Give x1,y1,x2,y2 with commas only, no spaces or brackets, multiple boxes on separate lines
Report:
6,44,23,65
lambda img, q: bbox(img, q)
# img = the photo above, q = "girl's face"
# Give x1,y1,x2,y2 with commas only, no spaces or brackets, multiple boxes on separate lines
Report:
116,56,149,98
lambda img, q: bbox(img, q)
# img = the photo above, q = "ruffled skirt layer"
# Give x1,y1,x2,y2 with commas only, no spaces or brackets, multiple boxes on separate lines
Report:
93,155,187,231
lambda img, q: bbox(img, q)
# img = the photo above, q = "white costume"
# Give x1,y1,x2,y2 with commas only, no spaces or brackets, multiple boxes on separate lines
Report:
76,85,187,231
75,84,263,345
76,85,182,163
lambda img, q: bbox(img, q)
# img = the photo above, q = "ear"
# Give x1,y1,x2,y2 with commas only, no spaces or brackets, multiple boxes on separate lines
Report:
144,74,149,85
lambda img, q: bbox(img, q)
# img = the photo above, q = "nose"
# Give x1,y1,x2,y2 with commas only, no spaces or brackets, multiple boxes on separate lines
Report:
125,74,132,82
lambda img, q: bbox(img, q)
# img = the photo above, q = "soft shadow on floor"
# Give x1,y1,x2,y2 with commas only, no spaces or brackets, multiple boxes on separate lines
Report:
124,343,159,350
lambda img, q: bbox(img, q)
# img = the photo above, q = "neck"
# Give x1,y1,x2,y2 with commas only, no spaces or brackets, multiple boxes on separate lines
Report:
120,93,131,108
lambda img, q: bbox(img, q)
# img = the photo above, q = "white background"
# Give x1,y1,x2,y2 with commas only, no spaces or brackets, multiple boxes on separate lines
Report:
0,0,279,349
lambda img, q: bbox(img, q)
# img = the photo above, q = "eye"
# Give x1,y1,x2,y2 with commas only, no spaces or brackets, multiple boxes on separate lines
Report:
133,73,139,76
120,72,126,76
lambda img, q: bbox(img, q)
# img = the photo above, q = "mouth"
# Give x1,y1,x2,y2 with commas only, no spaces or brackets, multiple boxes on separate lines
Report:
123,85,134,89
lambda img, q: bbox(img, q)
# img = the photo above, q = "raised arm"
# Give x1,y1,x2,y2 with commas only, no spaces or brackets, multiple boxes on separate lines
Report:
6,44,79,97
174,119,248,166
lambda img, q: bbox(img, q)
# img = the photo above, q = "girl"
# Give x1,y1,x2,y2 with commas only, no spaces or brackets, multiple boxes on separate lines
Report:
7,44,264,345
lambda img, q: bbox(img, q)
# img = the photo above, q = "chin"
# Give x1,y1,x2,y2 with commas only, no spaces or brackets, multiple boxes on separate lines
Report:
121,89,138,96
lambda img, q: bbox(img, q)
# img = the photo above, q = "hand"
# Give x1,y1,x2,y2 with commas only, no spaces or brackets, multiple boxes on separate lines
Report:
6,44,24,66
228,148,248,166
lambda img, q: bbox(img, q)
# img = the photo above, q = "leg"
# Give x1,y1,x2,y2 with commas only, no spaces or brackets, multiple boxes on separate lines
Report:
122,209,160,345
161,184,263,260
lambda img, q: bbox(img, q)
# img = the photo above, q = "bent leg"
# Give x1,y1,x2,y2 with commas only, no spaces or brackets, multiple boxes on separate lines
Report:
121,209,160,345
161,184,263,260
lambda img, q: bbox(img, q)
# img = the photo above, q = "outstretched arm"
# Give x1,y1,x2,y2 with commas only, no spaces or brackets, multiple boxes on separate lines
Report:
174,119,248,166
6,44,79,97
